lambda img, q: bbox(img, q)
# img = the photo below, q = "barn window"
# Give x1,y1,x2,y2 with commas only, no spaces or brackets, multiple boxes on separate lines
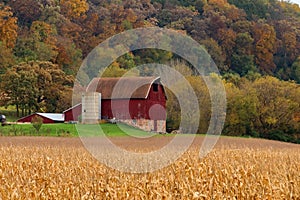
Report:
153,84,158,92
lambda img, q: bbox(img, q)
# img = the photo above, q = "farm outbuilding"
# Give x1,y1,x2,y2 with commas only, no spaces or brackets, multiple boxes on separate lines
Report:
68,76,167,132
63,103,82,122
17,113,64,124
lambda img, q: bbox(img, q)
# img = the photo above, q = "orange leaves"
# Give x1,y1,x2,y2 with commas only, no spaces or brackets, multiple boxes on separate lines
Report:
0,4,18,49
253,23,276,73
60,0,89,20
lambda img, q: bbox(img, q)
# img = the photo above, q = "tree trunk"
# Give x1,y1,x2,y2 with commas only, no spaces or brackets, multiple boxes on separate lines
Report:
16,103,19,117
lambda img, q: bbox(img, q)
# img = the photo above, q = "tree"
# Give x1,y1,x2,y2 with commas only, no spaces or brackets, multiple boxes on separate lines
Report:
273,20,298,79
228,0,269,20
14,21,58,62
0,3,18,49
252,22,276,74
60,0,89,20
217,28,237,68
0,42,15,75
252,76,300,137
200,38,226,72
224,80,259,136
1,61,73,116
291,57,300,83
31,115,43,134
230,33,256,76
156,5,197,28
1,64,38,116
7,0,42,26
101,62,139,77
56,37,82,76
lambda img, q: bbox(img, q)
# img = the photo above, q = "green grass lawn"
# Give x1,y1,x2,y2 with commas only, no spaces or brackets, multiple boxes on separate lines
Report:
76,123,156,137
0,123,157,137
0,123,77,137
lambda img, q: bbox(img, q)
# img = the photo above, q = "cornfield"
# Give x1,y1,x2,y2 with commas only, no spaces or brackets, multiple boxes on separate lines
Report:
0,136,299,199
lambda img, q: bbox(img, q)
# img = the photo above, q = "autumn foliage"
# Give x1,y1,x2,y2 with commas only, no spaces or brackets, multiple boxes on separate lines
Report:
0,0,299,141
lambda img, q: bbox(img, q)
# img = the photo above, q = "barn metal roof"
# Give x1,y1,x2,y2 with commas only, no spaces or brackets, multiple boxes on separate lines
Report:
62,103,82,113
86,77,161,99
36,113,64,122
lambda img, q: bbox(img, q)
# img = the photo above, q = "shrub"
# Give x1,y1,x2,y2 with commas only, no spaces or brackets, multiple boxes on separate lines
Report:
31,116,43,133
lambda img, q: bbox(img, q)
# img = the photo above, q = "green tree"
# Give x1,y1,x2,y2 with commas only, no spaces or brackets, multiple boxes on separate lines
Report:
1,64,38,116
1,61,73,116
224,80,258,136
228,0,269,19
200,38,226,72
31,115,43,134
101,62,139,77
291,57,300,83
252,76,300,138
14,21,58,62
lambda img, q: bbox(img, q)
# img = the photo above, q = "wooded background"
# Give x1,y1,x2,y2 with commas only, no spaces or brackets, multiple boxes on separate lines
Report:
0,0,299,142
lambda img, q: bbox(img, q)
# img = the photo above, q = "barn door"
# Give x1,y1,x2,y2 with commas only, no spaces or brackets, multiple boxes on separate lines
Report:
154,120,157,132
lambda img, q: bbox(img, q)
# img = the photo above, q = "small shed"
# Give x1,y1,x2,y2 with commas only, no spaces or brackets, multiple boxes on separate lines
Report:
17,113,64,124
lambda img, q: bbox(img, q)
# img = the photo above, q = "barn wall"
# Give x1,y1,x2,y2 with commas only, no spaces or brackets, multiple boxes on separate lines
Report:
101,84,166,121
148,84,167,103
121,119,166,133
64,104,82,122
101,99,166,120
100,83,167,132
17,114,54,124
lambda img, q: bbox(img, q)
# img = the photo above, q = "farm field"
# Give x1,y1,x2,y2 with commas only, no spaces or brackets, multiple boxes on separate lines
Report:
0,136,299,199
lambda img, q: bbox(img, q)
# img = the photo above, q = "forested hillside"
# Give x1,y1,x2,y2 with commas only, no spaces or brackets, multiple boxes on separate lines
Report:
0,0,299,142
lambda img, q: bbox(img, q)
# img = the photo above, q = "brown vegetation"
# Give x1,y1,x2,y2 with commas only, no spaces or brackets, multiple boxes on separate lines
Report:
0,136,299,199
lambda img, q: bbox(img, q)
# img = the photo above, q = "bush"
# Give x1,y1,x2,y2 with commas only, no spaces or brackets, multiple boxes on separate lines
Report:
31,116,43,133
264,130,295,143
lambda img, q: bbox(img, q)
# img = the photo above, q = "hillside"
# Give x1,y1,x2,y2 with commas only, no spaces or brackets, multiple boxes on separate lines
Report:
1,0,299,79
0,0,299,142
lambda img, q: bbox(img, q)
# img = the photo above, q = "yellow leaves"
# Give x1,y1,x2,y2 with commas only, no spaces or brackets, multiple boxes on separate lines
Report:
208,0,228,6
0,4,18,49
100,62,139,77
60,0,89,20
265,117,278,125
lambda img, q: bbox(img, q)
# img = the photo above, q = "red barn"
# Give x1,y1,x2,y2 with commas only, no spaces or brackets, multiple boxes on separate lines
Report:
17,113,64,123
67,76,167,132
